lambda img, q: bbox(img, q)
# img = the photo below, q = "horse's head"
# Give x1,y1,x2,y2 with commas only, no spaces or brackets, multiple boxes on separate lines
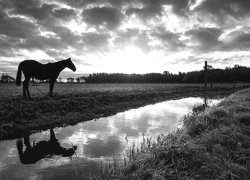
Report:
66,57,76,72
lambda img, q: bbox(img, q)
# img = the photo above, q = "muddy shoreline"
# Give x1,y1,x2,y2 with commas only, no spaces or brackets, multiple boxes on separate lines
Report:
0,85,236,140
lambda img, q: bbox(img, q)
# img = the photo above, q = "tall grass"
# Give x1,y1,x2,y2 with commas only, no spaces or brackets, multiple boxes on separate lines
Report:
96,88,250,180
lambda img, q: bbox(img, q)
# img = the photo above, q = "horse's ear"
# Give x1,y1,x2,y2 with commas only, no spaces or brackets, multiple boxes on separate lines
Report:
69,57,71,60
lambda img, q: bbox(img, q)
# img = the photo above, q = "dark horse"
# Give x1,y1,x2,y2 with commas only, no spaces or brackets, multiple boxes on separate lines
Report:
17,129,77,164
16,57,76,97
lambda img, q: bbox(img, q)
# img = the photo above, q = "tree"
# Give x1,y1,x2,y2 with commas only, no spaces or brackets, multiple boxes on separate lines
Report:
0,73,15,83
207,65,213,70
67,77,74,83
163,71,170,75
58,77,62,83
76,77,80,83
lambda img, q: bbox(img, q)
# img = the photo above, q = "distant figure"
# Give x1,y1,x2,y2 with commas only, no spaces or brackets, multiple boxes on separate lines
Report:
16,58,76,97
16,129,77,164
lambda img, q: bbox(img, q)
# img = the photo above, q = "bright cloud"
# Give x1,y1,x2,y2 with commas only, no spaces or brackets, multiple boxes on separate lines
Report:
0,0,250,78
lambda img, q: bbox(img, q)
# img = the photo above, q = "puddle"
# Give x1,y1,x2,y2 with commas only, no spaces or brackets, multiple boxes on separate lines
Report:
0,97,220,179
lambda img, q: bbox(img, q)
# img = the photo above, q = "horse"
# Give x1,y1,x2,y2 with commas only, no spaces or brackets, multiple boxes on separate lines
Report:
16,57,76,97
16,129,77,164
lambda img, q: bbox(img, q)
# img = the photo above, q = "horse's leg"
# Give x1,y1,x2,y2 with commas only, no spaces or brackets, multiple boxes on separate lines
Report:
49,79,55,97
23,80,27,97
23,77,31,98
26,81,30,98
50,129,57,142
24,135,31,149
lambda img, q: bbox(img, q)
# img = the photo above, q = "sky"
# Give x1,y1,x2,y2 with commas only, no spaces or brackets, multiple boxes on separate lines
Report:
1,0,250,79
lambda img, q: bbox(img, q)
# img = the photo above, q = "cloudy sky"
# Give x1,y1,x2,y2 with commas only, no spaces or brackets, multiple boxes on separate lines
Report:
1,0,250,78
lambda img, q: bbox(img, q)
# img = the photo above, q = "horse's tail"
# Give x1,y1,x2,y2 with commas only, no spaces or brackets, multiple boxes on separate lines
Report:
16,139,24,158
16,62,22,86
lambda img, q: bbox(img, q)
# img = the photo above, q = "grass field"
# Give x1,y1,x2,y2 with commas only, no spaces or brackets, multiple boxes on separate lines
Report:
0,82,246,99
0,83,247,140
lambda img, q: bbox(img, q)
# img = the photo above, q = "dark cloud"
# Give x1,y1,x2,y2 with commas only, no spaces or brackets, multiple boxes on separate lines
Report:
82,32,111,52
19,35,63,51
7,0,56,21
52,26,82,46
107,0,131,7
0,13,39,39
0,0,83,59
0,41,18,58
54,0,131,9
185,27,222,52
126,0,163,19
231,33,250,50
124,0,250,23
195,0,250,23
0,21,81,57
6,0,78,26
0,35,18,50
222,30,250,51
186,26,250,52
167,0,190,16
52,8,77,20
44,49,69,60
54,0,97,8
151,27,185,51
82,7,124,30
126,0,190,20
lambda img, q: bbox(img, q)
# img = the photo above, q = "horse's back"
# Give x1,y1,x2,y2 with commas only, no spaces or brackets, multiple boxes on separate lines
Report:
20,60,50,79
20,60,42,68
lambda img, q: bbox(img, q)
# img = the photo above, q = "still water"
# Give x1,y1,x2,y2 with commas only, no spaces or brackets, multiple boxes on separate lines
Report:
0,97,220,180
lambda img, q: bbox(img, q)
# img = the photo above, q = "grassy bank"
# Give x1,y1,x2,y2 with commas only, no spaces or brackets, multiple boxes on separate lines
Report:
102,88,250,180
0,83,239,140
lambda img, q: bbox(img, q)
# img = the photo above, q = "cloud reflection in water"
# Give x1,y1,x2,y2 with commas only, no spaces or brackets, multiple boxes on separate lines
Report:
0,97,217,179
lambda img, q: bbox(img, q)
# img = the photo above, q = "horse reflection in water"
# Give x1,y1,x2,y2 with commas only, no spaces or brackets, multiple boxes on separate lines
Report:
16,129,77,164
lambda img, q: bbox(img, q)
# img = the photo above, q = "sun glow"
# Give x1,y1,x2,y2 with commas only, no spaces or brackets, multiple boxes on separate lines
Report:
95,45,198,74
106,46,154,74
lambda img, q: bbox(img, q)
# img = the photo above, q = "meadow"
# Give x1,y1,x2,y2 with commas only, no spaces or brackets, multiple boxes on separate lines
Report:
0,83,244,140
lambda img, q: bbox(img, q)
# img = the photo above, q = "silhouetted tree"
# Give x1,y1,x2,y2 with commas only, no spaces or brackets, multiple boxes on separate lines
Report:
0,73,15,83
81,64,250,84
67,77,74,83
58,77,62,83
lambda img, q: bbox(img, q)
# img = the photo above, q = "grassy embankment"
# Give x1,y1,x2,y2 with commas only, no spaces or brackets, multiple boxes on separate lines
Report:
0,83,241,140
99,88,250,180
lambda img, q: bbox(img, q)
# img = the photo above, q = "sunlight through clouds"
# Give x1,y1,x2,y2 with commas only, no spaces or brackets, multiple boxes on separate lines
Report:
0,0,250,77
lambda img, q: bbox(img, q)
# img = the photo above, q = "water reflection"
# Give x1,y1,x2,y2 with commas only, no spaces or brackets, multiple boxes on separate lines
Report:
17,129,77,164
0,97,219,179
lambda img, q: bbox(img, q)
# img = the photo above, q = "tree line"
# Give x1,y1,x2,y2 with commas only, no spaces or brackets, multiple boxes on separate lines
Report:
0,73,15,83
83,65,250,83
1,64,249,84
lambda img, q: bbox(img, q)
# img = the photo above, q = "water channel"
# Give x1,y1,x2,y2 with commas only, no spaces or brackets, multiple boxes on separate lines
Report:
0,97,220,180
